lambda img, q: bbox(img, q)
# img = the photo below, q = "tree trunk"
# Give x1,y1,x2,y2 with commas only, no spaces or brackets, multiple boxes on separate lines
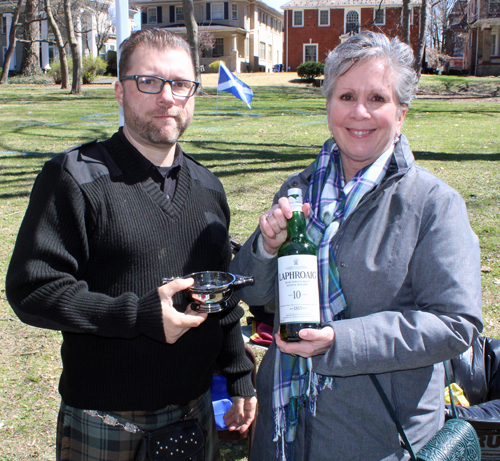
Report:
414,0,429,77
63,0,81,94
45,0,69,89
0,0,25,84
182,0,203,91
402,0,411,44
21,0,41,76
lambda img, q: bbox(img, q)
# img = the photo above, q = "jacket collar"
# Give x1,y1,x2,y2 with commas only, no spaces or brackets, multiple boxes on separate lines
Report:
393,134,415,173
298,134,415,188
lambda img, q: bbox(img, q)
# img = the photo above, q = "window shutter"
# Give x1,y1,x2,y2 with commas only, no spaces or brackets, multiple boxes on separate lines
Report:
157,6,162,23
206,3,211,20
170,5,175,22
142,11,147,25
224,2,229,19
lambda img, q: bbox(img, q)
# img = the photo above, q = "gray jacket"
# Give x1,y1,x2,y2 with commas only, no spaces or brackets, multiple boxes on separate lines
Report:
231,135,483,460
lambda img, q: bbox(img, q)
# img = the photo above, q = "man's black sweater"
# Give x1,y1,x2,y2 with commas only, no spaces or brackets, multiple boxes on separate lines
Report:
6,131,254,411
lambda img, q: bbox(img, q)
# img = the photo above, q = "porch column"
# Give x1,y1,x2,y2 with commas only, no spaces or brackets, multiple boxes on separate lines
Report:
232,33,238,72
76,14,83,57
41,19,50,70
4,13,15,70
87,13,97,57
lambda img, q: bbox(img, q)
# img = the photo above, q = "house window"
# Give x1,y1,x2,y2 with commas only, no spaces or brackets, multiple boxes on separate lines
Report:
492,34,498,56
319,10,329,26
374,8,385,25
49,44,55,60
214,37,224,56
1,16,5,35
268,44,272,61
147,7,158,24
304,44,317,62
293,10,303,27
175,6,184,21
489,0,500,14
346,11,359,34
259,41,266,60
212,3,224,20
232,4,238,19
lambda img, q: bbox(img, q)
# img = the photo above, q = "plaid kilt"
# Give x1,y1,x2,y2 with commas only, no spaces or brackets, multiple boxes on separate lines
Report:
56,390,220,461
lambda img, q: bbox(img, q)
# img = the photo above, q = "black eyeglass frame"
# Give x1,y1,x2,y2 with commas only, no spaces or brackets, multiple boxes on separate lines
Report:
120,75,200,97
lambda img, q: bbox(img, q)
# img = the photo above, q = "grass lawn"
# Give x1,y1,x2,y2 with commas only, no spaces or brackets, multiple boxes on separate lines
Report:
0,77,499,460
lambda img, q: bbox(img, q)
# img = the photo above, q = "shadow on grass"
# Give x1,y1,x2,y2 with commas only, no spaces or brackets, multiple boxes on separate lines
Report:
2,146,499,201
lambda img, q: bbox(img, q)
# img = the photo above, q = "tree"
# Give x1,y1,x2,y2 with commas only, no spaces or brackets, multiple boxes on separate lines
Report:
182,0,202,87
0,0,25,84
199,30,215,56
63,0,81,94
414,0,430,75
402,0,411,44
45,0,70,89
21,0,41,75
81,0,114,56
429,0,457,52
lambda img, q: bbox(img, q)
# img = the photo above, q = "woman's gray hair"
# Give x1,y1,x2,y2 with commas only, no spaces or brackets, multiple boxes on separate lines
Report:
322,31,419,109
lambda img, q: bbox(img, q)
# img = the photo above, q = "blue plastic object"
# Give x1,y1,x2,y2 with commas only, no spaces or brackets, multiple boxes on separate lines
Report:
211,374,233,431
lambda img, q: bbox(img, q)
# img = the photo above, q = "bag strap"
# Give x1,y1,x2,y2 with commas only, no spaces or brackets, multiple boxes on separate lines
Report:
369,375,418,461
444,364,458,419
370,364,457,461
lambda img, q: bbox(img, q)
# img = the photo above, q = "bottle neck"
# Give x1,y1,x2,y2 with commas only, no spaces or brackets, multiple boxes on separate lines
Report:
287,211,308,240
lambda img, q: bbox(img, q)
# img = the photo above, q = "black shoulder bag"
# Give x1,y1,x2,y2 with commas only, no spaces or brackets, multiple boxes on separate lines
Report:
370,371,481,461
134,418,205,461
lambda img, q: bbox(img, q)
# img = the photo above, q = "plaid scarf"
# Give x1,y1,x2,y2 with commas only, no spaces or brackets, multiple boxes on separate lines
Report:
272,138,394,460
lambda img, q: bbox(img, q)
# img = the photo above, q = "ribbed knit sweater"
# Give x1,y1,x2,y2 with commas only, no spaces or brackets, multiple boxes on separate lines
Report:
6,132,254,411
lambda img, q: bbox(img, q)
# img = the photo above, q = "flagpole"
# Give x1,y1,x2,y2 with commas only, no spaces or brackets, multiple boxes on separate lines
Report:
216,60,221,115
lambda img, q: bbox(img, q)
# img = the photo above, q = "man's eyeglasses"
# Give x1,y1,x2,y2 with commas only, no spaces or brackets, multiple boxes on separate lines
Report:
120,75,199,97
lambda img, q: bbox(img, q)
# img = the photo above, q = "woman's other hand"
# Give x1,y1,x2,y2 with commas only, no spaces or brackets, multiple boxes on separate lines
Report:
223,395,257,433
275,326,334,358
259,197,310,256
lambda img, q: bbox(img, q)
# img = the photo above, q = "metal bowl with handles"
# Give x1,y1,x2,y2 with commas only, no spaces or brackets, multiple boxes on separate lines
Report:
162,271,254,313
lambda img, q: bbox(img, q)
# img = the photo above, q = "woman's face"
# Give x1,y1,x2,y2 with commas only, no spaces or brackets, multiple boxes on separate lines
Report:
326,58,407,181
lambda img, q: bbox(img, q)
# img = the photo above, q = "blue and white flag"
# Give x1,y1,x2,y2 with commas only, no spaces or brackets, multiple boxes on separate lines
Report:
217,61,253,109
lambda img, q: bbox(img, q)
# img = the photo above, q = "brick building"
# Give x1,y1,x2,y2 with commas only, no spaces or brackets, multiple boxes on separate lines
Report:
455,0,500,75
281,0,422,71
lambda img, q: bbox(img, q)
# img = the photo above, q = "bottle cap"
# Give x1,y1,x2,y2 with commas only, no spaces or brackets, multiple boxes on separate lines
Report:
287,188,303,212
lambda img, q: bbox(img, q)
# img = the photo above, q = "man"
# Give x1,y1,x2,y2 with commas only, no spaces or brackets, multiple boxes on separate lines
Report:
6,29,256,460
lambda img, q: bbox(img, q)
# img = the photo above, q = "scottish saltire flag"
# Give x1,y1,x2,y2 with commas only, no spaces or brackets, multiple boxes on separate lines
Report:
217,61,253,109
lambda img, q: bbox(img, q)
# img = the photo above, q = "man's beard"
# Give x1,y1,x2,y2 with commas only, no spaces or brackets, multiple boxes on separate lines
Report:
124,105,192,146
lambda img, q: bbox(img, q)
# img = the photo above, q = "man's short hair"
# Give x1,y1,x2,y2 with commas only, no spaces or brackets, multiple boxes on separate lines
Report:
118,29,195,78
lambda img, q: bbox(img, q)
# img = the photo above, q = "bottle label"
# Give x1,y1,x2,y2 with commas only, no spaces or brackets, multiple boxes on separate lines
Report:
278,255,320,324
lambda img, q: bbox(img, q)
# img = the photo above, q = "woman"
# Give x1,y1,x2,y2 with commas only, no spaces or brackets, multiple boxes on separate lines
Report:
231,31,482,460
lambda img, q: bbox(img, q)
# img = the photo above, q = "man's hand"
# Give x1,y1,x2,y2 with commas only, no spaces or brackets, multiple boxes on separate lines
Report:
158,278,207,344
275,326,334,358
223,396,257,433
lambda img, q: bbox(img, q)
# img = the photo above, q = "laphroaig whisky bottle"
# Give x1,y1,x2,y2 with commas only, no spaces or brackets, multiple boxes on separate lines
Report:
278,188,320,342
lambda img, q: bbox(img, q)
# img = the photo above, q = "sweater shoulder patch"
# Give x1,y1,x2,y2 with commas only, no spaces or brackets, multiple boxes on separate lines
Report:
184,154,224,194
52,141,123,186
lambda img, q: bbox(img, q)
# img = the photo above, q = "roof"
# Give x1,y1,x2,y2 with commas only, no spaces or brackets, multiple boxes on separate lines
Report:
281,0,421,8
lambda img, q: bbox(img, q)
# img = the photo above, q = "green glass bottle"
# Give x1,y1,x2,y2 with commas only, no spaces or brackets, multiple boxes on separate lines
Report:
278,188,320,342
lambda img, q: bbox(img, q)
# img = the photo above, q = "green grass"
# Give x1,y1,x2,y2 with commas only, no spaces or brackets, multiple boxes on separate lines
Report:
417,74,500,96
1,81,499,460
